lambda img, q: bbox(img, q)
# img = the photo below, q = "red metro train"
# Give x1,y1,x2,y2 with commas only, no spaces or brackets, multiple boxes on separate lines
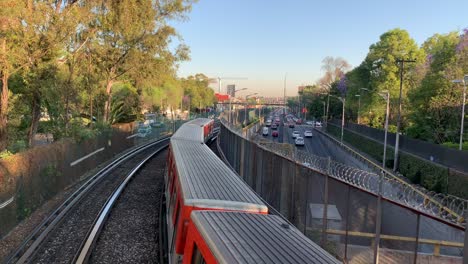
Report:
165,118,339,264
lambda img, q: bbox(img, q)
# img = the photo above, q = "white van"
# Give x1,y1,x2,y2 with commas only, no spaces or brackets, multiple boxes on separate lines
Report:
262,127,269,136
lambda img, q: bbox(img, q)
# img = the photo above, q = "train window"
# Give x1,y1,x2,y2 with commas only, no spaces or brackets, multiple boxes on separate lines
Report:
191,243,206,264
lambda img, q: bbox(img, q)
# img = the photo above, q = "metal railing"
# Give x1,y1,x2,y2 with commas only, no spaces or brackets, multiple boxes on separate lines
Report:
316,125,468,226
218,117,465,263
221,117,467,227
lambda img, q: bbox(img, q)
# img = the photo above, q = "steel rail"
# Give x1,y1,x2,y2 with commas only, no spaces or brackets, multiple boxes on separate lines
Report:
74,143,169,264
7,136,170,264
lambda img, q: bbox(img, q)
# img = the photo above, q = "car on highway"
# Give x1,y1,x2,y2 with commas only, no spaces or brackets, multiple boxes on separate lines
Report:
296,119,302,125
271,123,278,129
289,122,295,128
272,130,279,137
262,127,269,136
137,124,152,137
292,131,300,138
315,121,322,128
266,120,272,127
295,136,305,146
304,130,313,137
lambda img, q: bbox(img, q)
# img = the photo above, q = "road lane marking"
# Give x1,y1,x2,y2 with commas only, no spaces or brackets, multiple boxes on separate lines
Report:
126,133,139,139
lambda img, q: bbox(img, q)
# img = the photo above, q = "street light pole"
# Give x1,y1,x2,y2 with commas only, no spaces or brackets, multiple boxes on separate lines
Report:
341,97,345,145
355,94,361,124
329,94,346,145
322,101,326,122
283,73,287,116
356,88,369,124
229,88,247,124
461,79,467,151
393,59,416,172
374,90,390,264
452,75,467,151
381,91,390,169
325,93,330,127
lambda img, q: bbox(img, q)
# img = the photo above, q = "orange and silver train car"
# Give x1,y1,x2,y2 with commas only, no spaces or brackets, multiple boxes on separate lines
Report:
166,120,268,263
165,118,338,264
184,211,340,264
170,118,214,143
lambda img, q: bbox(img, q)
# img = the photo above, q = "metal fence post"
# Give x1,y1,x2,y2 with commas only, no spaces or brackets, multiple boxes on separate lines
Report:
344,185,351,263
322,157,331,247
413,213,421,264
373,170,384,264
239,138,245,178
464,210,468,264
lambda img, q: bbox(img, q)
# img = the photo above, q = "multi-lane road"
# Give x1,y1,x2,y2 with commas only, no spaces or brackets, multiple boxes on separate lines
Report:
261,115,372,171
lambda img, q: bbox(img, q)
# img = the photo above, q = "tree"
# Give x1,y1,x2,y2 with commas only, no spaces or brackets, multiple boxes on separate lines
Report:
364,28,425,128
407,31,467,143
343,62,371,123
90,0,193,122
0,0,27,150
318,56,351,92
110,83,140,124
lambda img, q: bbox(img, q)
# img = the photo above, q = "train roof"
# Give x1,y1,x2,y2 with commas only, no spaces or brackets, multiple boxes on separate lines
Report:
186,118,213,126
170,139,267,213
191,211,340,264
171,118,213,142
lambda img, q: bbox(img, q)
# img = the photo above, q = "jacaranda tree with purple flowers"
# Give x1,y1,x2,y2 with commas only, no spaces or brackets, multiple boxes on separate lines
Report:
337,75,348,97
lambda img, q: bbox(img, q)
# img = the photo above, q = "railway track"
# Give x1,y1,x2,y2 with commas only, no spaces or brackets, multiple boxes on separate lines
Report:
75,146,168,263
6,137,170,264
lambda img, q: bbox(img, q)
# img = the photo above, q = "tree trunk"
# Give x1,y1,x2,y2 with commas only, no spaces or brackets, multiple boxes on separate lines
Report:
89,90,93,128
0,72,8,151
28,91,41,147
103,79,113,123
64,62,74,134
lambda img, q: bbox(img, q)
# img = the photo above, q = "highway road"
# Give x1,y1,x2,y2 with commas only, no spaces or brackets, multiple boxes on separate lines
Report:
261,118,373,171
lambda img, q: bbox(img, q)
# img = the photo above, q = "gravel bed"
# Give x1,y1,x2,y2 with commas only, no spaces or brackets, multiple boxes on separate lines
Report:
30,144,166,264
89,149,167,264
0,156,118,262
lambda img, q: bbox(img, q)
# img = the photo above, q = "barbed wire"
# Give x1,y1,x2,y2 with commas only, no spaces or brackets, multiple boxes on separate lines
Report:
219,118,467,227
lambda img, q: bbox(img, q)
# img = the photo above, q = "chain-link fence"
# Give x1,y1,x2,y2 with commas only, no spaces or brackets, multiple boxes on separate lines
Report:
0,118,189,238
218,118,465,263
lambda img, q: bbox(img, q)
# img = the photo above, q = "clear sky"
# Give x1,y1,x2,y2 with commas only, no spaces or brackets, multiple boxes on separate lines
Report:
171,0,468,97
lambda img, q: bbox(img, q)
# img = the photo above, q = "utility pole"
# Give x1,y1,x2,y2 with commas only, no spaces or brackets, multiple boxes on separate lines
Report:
356,94,361,124
393,59,415,172
452,76,467,151
283,73,287,116
325,92,330,127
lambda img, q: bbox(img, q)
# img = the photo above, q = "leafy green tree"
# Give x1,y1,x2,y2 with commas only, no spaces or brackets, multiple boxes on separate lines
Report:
0,0,28,149
364,28,425,128
407,31,467,143
110,83,140,124
90,0,193,122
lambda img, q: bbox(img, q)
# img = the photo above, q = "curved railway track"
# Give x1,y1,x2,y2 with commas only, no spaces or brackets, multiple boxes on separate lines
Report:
6,137,170,264
74,145,168,264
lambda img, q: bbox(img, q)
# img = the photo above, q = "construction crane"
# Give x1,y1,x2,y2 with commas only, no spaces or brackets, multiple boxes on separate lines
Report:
210,77,248,94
